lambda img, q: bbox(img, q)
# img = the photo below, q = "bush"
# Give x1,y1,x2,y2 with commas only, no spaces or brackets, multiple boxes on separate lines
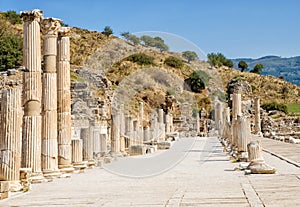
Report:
164,56,184,68
0,32,22,70
102,26,113,36
186,70,210,93
261,102,288,114
125,53,154,65
4,10,22,24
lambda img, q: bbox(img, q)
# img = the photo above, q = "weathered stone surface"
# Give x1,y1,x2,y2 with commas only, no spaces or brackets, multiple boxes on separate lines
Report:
0,88,22,181
57,27,72,170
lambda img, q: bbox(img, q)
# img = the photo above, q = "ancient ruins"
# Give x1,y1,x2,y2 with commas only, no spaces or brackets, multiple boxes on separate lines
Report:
2,9,300,202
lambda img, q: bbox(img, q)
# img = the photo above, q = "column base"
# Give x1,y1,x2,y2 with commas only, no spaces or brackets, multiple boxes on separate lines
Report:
87,160,95,168
58,165,75,174
42,169,62,179
72,162,87,171
247,161,276,174
0,181,22,193
30,172,47,184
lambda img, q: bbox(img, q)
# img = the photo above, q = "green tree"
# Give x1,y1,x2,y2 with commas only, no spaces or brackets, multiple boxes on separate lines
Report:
250,63,264,74
0,34,23,70
140,35,169,52
224,59,234,68
238,60,248,72
182,51,198,63
102,26,113,36
187,71,209,92
207,53,227,67
4,10,22,24
0,19,22,70
121,32,140,45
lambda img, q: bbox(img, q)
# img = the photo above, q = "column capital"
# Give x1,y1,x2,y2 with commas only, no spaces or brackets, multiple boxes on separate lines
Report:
20,9,43,22
58,27,71,37
41,18,62,36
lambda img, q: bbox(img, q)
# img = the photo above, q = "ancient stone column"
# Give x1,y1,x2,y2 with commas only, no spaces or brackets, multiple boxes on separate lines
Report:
0,88,22,184
232,93,242,120
100,134,107,156
57,27,73,171
81,128,93,161
196,113,200,134
71,139,83,165
165,113,170,133
41,18,61,177
144,126,150,142
158,109,164,124
139,102,144,142
157,109,165,141
247,141,276,174
111,113,121,155
254,97,261,134
20,9,43,177
214,101,224,131
237,116,250,157
247,141,264,163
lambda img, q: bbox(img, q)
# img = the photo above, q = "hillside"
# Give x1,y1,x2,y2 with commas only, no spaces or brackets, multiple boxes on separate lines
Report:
232,56,300,86
1,11,300,116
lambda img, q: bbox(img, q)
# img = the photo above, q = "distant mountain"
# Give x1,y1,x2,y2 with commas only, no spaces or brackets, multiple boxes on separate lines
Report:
232,56,300,86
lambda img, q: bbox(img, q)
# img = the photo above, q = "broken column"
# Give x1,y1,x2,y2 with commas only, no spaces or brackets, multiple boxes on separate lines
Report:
57,27,73,172
139,102,144,143
247,141,275,174
71,139,85,170
110,112,121,156
0,88,22,190
254,97,261,135
41,17,61,177
237,115,251,160
196,113,200,134
231,93,242,147
81,127,94,166
157,108,165,141
20,9,43,178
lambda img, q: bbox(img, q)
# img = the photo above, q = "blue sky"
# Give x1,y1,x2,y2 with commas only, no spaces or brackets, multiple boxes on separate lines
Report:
1,0,299,59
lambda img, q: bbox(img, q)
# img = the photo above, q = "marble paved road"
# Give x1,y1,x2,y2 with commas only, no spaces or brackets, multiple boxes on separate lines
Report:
1,137,299,207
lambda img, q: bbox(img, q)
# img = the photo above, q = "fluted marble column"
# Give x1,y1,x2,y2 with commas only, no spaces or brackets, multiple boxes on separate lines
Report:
71,139,83,164
232,93,242,120
237,115,250,153
254,97,261,134
41,18,61,176
0,88,22,182
57,27,73,171
20,9,43,177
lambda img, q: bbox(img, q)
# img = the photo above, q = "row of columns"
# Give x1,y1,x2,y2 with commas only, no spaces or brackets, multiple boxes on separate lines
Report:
110,102,174,155
216,93,275,174
0,9,73,185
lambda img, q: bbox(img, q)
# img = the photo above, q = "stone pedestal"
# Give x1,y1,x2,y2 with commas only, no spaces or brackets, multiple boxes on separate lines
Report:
0,88,22,183
20,10,43,178
41,18,61,178
57,27,73,172
247,141,275,174
196,113,200,134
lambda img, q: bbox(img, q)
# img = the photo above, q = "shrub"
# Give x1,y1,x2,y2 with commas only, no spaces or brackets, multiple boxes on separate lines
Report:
186,70,210,93
261,102,288,114
4,10,22,24
0,33,22,70
125,53,154,65
164,56,184,68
